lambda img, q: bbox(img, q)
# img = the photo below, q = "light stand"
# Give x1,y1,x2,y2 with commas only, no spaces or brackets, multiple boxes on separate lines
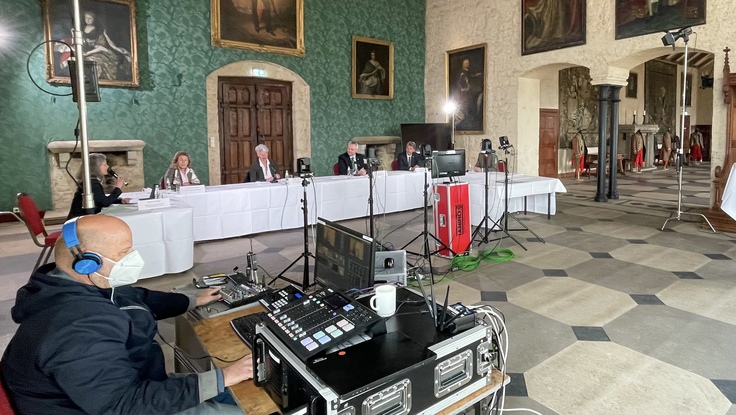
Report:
269,176,314,291
444,101,457,149
660,28,716,232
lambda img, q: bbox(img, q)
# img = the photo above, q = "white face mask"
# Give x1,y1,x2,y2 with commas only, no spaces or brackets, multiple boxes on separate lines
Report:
95,250,145,287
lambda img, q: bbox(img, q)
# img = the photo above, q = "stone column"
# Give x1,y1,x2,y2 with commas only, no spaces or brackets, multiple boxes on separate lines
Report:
595,85,610,203
608,86,621,199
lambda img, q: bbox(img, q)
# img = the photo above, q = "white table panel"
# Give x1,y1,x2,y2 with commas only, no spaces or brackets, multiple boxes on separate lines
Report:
721,164,736,221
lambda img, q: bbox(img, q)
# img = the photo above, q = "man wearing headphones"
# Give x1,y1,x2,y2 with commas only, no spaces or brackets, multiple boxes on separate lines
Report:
1,215,251,415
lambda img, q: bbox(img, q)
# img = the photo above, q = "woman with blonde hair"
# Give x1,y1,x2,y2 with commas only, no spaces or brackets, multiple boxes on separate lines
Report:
162,151,200,188
67,153,129,219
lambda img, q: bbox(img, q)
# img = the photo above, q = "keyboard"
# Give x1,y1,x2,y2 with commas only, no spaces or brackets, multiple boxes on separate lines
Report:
230,312,267,349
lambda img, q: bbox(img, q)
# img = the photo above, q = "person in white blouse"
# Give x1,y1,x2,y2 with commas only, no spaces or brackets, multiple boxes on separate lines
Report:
247,144,281,182
162,151,201,188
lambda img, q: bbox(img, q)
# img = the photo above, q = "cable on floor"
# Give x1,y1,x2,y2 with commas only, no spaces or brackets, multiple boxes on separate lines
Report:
451,248,515,271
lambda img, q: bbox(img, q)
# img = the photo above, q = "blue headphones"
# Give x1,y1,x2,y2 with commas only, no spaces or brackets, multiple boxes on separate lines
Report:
62,217,103,275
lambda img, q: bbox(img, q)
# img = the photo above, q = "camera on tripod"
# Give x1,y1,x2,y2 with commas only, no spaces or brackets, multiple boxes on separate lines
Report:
366,145,381,166
498,136,512,151
296,157,314,178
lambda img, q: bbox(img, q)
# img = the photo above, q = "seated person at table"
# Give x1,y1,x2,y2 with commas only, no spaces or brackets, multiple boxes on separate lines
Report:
337,141,367,175
1,214,252,415
248,144,281,182
163,151,201,188
67,153,130,220
397,141,423,171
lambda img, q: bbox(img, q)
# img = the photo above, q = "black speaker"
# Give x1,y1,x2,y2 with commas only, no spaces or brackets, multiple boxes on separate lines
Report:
68,58,101,103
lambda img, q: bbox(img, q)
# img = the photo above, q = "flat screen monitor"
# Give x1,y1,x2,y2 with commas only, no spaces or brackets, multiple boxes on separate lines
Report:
314,218,375,293
433,149,466,179
400,123,452,151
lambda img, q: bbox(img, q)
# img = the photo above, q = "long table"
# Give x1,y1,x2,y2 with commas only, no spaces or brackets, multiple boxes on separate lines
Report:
119,171,565,277
102,201,194,279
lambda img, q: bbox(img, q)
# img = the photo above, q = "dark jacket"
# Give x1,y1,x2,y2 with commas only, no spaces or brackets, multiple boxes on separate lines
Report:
337,152,367,175
396,151,422,170
67,179,122,220
1,264,214,415
247,160,280,182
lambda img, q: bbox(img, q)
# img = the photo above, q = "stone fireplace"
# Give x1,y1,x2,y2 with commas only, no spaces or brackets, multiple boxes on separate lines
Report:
353,136,402,169
47,140,146,210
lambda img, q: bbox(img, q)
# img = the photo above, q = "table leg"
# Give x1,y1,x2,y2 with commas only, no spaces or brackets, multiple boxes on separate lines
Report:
547,193,551,219
524,196,528,215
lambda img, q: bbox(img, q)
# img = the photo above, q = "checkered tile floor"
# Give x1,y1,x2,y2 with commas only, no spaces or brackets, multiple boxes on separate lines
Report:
2,162,734,415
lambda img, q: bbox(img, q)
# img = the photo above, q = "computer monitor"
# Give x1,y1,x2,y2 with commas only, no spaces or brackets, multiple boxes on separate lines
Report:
400,123,453,151
433,149,466,179
314,218,375,293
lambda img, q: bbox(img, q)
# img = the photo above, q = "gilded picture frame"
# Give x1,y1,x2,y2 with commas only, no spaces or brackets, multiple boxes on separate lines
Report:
615,0,706,40
626,72,638,98
352,36,394,100
42,0,139,88
211,0,305,56
446,44,486,135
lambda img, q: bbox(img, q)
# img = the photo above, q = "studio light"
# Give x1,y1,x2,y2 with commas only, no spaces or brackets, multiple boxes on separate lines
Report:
444,101,457,148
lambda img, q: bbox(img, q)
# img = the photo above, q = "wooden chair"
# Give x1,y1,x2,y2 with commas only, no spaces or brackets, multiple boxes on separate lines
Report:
333,163,340,175
391,160,398,171
15,193,62,275
0,376,16,415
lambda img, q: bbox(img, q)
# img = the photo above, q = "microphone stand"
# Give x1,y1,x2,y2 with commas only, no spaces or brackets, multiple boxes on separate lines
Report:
468,151,499,248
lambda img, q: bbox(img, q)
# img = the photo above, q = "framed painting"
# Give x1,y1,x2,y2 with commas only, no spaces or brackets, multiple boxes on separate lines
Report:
626,72,638,98
521,0,586,56
212,0,304,56
615,0,706,40
446,44,486,135
352,36,394,100
42,0,139,87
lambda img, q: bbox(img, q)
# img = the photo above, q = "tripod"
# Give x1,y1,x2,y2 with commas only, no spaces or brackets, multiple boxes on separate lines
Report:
469,152,497,247
661,29,716,232
487,152,545,251
269,177,315,291
401,158,457,261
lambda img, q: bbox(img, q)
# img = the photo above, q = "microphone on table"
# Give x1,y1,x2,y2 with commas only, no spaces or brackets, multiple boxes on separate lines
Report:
108,168,129,187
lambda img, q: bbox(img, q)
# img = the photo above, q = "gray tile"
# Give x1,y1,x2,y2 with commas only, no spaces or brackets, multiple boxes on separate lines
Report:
590,252,613,258
673,271,703,279
630,294,665,305
572,326,610,341
480,291,507,302
506,373,528,397
712,380,736,404
626,239,649,244
565,227,583,231
542,269,567,277
705,253,731,260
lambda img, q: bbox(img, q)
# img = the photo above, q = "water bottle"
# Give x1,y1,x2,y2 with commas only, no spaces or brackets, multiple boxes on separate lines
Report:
165,177,171,193
154,184,161,199
285,170,290,183
347,166,352,177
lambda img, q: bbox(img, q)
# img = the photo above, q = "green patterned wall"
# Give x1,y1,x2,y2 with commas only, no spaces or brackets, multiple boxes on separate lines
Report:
0,0,426,211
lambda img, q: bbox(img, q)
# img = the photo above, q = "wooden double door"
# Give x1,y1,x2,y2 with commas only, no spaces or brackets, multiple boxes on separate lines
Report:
218,77,293,184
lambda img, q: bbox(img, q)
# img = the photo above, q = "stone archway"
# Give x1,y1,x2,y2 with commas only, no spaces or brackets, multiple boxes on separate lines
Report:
206,61,311,185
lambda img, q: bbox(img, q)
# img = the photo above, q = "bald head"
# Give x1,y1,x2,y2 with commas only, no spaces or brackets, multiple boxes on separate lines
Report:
55,215,133,285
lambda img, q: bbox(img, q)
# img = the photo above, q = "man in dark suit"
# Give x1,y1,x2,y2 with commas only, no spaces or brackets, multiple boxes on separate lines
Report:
396,141,423,171
337,141,367,176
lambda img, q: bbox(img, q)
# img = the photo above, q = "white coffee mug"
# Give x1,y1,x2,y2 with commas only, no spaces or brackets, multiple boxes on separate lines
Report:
370,285,397,317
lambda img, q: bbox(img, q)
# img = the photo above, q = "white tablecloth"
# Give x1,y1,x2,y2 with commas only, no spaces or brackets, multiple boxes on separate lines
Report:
102,201,194,279
721,164,736,220
462,171,567,225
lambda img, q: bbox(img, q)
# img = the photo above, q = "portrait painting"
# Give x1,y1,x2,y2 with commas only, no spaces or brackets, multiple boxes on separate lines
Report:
43,0,139,87
212,0,304,56
626,72,638,98
446,44,486,135
352,36,394,100
521,0,586,56
615,0,706,40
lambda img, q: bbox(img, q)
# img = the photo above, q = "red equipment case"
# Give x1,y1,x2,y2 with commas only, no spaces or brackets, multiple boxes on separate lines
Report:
433,182,470,257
